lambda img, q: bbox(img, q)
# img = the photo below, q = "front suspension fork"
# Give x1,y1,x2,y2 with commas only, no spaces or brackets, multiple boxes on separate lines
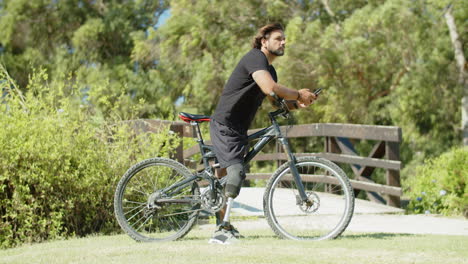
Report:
278,137,309,203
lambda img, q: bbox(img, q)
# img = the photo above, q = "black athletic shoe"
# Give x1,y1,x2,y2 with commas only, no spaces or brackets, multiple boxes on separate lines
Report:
226,224,242,239
208,227,239,245
208,224,242,244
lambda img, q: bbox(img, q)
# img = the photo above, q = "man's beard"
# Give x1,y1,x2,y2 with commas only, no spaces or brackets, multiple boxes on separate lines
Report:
269,48,284,56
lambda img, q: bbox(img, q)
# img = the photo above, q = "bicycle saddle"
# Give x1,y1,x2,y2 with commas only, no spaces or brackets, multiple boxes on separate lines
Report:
179,112,211,123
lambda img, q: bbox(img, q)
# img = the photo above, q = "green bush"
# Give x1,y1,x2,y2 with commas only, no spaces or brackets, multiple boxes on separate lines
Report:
0,67,179,248
404,147,467,217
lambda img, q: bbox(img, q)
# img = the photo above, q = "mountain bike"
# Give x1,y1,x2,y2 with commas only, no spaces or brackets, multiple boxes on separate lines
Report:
114,93,354,242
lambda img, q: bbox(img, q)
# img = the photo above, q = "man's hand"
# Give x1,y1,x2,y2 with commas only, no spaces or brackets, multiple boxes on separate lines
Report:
297,89,317,107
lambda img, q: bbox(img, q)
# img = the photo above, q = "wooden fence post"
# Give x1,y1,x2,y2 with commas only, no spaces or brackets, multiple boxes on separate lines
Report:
170,123,184,164
386,141,401,207
325,136,340,154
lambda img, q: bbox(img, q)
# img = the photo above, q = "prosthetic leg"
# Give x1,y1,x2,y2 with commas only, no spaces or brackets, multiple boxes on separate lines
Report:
220,163,245,226
209,163,245,244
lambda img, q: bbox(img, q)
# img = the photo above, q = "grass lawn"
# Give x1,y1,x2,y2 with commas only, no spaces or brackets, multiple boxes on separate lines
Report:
1,226,467,264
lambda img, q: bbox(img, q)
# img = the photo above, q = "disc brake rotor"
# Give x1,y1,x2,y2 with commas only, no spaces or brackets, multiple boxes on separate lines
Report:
298,192,320,214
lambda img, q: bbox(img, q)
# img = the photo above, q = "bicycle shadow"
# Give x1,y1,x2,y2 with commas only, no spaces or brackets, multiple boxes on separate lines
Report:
339,232,415,239
244,232,416,240
184,232,416,242
182,235,285,244
183,232,279,241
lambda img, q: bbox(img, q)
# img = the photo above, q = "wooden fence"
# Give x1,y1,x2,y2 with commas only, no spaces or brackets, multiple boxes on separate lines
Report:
131,120,403,207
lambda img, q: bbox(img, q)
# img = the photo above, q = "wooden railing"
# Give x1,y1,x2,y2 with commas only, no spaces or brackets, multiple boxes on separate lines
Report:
130,120,403,207
249,123,403,207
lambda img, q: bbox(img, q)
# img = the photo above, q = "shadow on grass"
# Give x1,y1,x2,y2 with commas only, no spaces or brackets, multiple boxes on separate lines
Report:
183,234,280,241
183,233,279,241
242,233,417,241
182,236,210,241
183,230,417,242
340,232,415,240
242,234,279,240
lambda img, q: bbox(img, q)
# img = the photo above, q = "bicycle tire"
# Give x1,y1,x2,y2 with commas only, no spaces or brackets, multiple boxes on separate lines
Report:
114,157,200,242
263,156,354,241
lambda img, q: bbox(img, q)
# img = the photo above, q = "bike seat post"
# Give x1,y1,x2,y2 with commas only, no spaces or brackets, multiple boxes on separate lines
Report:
191,121,210,167
191,121,204,144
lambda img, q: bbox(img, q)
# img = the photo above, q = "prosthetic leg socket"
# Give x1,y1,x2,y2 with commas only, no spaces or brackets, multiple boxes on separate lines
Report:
225,163,246,198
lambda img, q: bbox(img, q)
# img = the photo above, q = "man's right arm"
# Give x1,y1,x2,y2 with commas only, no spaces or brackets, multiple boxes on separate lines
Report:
252,70,316,105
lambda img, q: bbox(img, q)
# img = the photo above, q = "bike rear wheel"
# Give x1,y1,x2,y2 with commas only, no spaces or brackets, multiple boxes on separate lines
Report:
264,156,354,241
114,157,200,242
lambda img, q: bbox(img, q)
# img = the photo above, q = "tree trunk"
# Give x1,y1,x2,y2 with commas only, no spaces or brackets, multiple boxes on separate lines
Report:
321,0,335,17
444,5,468,145
320,0,341,31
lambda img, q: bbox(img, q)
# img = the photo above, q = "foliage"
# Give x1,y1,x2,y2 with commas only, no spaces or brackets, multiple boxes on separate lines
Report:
0,0,173,119
0,66,180,249
1,0,466,159
153,0,466,163
276,0,466,160
404,147,468,217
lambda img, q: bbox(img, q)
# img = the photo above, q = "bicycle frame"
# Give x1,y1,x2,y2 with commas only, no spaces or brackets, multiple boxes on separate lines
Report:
161,96,310,204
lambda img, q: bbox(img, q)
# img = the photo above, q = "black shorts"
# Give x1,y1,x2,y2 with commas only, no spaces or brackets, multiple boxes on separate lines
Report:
209,119,248,168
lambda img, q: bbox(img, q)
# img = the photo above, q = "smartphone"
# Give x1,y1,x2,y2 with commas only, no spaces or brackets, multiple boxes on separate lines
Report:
313,88,322,95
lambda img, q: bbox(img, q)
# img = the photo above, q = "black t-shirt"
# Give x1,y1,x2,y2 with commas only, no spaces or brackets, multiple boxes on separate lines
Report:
212,48,277,132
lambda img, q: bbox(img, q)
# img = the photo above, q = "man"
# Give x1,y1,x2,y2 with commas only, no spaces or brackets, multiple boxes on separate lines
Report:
209,23,317,244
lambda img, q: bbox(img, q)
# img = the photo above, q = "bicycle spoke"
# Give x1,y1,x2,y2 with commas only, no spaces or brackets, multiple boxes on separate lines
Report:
150,171,157,193
130,187,148,197
154,208,202,218
127,206,147,222
168,215,182,231
130,214,149,230
124,204,146,216
123,200,146,205
135,213,154,232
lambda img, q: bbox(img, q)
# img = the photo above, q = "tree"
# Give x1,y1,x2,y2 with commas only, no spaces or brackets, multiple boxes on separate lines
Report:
0,0,171,119
1,0,465,163
444,4,468,145
154,0,465,161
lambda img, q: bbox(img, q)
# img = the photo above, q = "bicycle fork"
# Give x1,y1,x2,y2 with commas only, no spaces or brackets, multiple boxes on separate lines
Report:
277,137,310,203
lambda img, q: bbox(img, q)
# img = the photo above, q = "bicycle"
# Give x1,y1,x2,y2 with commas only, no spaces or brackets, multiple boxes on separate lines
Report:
114,93,355,242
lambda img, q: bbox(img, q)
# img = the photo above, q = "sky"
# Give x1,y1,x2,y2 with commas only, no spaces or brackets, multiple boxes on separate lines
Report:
155,9,171,28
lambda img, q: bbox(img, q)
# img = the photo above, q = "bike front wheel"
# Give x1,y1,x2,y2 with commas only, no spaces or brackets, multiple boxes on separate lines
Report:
114,157,200,242
264,156,354,241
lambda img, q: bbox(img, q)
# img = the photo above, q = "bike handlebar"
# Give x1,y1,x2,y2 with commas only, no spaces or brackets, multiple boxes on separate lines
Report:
268,92,290,118
268,88,323,119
